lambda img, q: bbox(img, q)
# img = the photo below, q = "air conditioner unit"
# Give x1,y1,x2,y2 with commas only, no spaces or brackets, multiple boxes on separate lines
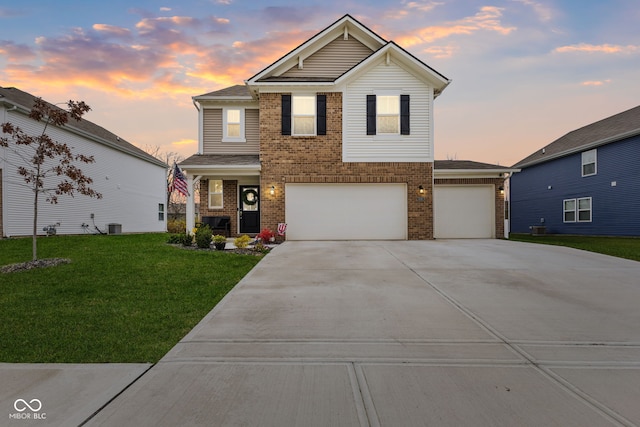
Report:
530,226,546,236
108,223,122,235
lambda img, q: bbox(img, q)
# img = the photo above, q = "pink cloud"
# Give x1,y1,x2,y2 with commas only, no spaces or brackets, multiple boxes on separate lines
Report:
554,43,639,54
0,40,36,61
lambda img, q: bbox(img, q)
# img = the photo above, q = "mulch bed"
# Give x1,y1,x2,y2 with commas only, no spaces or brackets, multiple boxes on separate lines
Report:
168,244,269,256
1,258,71,274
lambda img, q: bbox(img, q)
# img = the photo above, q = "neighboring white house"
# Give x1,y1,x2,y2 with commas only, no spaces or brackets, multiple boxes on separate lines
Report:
0,86,167,237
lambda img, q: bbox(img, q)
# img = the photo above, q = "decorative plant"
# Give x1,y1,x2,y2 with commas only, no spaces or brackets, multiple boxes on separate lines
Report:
256,228,275,242
195,224,212,249
212,235,227,244
234,235,251,249
180,232,193,247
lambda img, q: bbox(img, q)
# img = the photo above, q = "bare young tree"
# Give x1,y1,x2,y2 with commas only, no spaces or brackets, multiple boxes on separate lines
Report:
1,98,102,260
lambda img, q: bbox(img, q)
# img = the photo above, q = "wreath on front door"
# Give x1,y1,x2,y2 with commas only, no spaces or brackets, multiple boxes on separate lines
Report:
242,188,259,206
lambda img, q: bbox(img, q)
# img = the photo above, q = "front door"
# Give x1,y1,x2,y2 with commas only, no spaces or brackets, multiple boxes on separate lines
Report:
239,185,260,234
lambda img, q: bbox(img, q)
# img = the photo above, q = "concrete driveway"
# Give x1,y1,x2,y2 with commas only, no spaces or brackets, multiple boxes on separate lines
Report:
80,240,639,425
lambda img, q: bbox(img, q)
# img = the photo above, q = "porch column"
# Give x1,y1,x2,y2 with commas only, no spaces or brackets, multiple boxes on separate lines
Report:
185,174,194,233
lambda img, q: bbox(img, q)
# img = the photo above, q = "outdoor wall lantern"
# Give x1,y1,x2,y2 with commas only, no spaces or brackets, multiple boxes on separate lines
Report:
499,186,505,195
270,185,275,195
418,185,425,194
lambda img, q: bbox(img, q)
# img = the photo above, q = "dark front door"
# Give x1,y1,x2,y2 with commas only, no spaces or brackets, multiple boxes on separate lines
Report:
239,185,260,234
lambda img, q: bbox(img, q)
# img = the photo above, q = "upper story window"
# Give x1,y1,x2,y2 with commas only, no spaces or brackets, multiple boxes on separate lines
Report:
223,108,245,142
582,149,597,176
367,94,410,136
281,94,326,136
208,179,223,209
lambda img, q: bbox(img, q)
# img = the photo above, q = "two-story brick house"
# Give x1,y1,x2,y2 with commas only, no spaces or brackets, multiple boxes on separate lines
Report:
180,14,514,240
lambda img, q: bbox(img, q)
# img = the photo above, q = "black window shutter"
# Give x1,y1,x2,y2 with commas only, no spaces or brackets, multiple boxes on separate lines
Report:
316,94,326,135
366,94,376,135
281,94,291,136
400,94,410,135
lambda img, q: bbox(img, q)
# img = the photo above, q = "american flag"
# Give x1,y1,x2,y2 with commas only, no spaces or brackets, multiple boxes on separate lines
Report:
170,163,189,197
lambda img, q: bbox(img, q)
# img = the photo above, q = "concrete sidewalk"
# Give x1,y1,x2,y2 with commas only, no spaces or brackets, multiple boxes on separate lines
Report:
4,240,640,426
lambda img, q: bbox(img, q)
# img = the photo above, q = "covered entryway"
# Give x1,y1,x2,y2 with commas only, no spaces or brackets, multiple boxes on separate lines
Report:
285,183,407,240
434,185,494,238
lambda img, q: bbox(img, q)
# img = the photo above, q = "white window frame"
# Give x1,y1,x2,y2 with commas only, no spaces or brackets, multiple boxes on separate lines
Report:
582,149,597,177
222,107,246,142
577,197,592,222
158,203,165,221
376,94,400,135
208,179,224,209
292,95,316,136
563,197,592,223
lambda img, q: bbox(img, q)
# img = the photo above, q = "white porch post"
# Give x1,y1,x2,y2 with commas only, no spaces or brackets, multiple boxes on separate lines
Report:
186,174,195,233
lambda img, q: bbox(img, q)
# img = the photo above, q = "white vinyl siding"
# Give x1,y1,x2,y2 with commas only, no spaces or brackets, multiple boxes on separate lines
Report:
343,59,433,162
1,110,166,237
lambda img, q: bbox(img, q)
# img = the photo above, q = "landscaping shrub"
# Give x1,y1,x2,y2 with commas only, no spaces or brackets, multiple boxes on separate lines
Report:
167,218,186,234
256,228,275,242
180,232,193,247
195,225,213,249
167,234,182,244
234,235,251,249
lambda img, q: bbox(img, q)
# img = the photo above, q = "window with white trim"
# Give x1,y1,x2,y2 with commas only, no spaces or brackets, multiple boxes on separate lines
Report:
563,197,592,223
292,95,316,136
223,108,245,142
582,149,597,176
208,180,223,209
377,95,400,134
158,203,165,221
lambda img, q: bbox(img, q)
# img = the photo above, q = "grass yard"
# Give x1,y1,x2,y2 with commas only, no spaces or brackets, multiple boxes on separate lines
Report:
0,233,262,363
509,234,640,262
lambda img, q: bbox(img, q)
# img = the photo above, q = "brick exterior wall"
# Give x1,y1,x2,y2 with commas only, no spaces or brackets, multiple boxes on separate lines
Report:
199,179,239,236
259,92,434,240
434,178,506,238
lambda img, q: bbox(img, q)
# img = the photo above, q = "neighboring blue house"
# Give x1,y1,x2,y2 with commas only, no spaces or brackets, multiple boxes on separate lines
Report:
510,105,640,236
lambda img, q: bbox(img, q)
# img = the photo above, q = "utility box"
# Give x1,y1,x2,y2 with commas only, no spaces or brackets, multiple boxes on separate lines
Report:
108,223,122,235
531,226,546,236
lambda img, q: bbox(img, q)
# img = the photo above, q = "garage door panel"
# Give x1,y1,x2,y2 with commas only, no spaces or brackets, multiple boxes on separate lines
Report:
285,184,407,240
434,186,494,238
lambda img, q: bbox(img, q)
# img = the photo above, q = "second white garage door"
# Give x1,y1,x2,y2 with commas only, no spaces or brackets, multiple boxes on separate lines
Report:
434,185,494,238
285,184,407,240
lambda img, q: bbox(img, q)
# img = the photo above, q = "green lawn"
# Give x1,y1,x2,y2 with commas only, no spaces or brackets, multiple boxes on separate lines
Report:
0,234,262,363
509,234,640,262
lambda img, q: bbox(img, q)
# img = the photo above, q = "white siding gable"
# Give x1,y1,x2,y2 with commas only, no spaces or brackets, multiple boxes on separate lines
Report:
343,59,434,162
1,110,167,237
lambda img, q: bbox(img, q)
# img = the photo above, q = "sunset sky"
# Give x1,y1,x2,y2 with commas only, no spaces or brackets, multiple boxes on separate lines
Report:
1,0,638,166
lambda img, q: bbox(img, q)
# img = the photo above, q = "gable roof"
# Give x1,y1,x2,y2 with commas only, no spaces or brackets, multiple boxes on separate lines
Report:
194,84,253,101
513,105,640,168
245,14,450,96
0,86,166,168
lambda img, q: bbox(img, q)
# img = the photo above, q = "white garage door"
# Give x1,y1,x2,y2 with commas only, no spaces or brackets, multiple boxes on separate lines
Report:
434,185,494,238
285,184,407,240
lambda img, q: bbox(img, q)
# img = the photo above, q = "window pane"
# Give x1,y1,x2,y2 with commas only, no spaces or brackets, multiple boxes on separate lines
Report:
210,180,223,193
564,200,575,211
583,163,595,175
209,194,222,207
293,117,315,135
578,198,591,210
582,149,596,163
378,96,399,114
578,210,591,221
227,109,240,123
227,123,240,137
564,211,575,222
293,96,315,115
378,116,399,133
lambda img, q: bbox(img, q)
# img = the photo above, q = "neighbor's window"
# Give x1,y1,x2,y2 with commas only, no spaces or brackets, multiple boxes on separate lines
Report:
292,95,316,136
578,197,592,222
208,180,223,209
563,199,576,222
158,203,165,221
377,95,400,134
223,108,245,142
582,149,597,176
563,197,592,223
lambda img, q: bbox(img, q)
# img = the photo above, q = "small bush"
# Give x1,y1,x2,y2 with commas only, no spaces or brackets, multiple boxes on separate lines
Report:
212,234,227,244
167,219,186,234
167,234,182,244
195,225,212,249
180,232,193,247
234,235,251,249
256,228,275,242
